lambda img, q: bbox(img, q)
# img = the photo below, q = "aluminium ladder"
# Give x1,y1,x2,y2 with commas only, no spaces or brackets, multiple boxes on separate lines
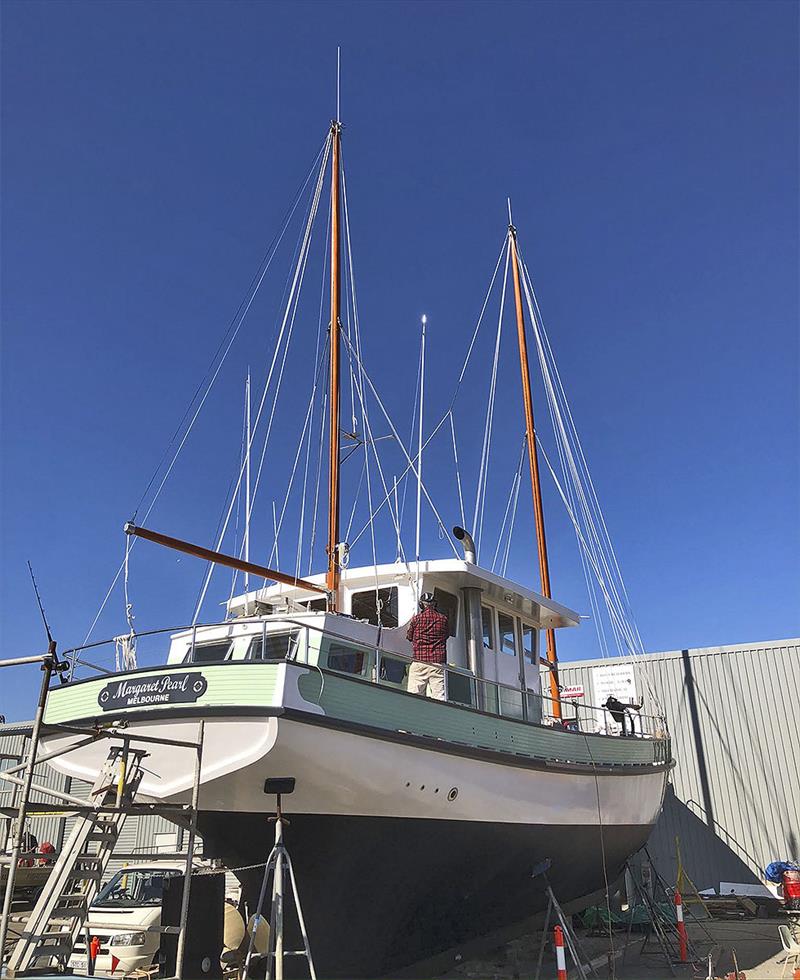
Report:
4,745,146,975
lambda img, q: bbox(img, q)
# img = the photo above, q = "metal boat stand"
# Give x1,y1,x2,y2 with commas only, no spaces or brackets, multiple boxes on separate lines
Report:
532,869,600,980
243,779,316,980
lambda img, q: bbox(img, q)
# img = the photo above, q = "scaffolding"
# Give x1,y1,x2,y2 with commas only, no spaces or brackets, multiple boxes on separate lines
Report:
0,650,205,979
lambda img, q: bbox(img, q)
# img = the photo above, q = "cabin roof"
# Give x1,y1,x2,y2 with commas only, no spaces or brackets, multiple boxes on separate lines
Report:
227,558,580,630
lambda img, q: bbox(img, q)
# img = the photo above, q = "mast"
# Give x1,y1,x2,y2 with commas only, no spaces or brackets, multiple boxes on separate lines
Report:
415,315,427,595
508,218,562,719
326,117,342,610
244,368,251,597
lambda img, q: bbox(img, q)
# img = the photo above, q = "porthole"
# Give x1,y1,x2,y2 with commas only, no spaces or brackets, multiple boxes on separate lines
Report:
447,787,458,802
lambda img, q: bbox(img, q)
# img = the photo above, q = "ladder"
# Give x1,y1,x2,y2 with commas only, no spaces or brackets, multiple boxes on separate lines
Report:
5,745,146,975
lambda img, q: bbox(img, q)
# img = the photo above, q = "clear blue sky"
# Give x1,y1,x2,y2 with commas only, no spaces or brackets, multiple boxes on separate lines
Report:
2,0,798,720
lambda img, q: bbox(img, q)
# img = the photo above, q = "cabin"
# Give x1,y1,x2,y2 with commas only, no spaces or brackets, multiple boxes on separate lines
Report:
166,557,580,725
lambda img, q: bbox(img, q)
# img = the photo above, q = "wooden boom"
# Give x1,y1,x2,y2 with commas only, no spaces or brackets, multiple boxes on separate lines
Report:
124,523,328,596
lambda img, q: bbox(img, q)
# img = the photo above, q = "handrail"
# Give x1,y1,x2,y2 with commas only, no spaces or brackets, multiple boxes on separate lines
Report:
47,614,670,737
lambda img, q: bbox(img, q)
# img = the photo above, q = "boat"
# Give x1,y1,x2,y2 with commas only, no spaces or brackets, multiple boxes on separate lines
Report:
36,93,673,979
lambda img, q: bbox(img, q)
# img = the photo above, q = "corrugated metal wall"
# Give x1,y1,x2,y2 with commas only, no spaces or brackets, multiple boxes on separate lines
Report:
553,637,800,891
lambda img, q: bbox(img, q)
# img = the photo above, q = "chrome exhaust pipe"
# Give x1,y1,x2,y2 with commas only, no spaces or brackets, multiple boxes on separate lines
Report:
453,526,476,564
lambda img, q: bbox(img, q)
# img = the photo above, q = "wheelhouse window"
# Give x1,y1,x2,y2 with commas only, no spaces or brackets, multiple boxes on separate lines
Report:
187,641,231,664
321,638,367,676
481,606,495,650
521,623,537,663
247,631,299,661
432,589,458,637
297,598,327,612
350,587,398,627
498,613,517,656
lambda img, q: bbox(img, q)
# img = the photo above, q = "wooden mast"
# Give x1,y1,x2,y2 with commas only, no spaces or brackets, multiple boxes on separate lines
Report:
508,220,562,719
326,119,343,610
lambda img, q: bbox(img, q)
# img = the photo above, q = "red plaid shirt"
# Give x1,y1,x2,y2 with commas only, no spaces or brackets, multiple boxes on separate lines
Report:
406,607,449,663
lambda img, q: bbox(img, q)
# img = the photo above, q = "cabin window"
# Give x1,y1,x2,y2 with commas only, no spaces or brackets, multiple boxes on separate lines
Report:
481,607,495,650
498,613,517,656
432,589,458,637
350,587,398,627
322,639,367,676
297,598,327,612
247,631,299,661
188,641,231,664
521,623,537,663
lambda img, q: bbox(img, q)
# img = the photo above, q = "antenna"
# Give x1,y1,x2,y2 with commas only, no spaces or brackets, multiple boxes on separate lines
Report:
27,561,53,646
336,46,341,123
507,197,513,226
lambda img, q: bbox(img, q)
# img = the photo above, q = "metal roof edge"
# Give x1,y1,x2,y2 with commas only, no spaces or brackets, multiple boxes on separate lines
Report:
558,635,800,671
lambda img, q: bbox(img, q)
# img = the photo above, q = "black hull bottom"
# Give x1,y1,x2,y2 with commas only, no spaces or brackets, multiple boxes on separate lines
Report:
199,812,651,978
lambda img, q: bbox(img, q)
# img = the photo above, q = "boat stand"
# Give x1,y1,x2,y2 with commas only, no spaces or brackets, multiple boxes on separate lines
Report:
533,882,600,980
243,780,316,980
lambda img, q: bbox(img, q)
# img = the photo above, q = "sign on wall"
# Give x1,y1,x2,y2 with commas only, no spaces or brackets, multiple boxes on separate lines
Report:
561,685,585,700
591,662,638,706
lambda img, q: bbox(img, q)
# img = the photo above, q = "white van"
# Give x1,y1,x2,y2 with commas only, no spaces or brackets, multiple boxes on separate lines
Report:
70,862,188,976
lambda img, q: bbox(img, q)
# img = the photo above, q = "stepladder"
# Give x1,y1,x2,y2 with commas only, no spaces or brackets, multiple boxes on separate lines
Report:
4,745,146,976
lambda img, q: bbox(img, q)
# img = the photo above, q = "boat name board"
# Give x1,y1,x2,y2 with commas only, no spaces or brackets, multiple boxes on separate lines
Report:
97,672,208,710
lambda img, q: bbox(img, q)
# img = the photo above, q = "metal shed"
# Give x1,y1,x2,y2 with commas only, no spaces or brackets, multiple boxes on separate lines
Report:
552,636,800,892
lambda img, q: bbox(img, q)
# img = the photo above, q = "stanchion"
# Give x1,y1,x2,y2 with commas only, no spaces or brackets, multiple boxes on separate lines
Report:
674,890,688,963
554,925,567,980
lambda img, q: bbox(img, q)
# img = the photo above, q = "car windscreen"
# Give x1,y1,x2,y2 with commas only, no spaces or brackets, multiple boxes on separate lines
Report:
93,868,183,908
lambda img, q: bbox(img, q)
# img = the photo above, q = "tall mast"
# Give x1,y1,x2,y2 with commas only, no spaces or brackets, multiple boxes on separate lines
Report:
508,217,562,719
244,368,251,597
326,117,343,610
415,314,427,595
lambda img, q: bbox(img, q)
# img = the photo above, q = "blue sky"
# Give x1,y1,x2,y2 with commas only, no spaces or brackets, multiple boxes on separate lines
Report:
1,0,798,720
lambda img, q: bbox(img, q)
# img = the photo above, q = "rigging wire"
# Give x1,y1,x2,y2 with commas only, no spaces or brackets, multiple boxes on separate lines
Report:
448,412,466,531
80,136,330,648
348,238,507,549
129,136,330,524
192,134,331,622
491,438,526,573
295,197,331,579
500,464,522,579
267,338,331,569
516,244,659,704
341,331,458,557
341,159,381,612
473,238,510,562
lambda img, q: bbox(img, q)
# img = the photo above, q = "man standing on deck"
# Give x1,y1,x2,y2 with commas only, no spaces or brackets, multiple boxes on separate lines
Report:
405,592,449,701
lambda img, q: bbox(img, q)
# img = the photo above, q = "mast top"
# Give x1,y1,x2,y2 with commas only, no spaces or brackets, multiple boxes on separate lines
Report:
336,46,341,124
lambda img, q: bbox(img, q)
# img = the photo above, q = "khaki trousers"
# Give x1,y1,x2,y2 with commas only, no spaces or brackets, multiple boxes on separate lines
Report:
407,661,445,701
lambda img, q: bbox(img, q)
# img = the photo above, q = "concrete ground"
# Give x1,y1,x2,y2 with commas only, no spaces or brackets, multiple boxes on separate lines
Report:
440,917,796,980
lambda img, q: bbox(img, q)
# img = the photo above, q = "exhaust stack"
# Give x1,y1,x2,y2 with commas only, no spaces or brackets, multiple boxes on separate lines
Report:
453,526,476,564
453,526,482,700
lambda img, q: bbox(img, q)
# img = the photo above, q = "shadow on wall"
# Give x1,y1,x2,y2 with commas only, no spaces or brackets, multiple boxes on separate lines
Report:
640,785,765,893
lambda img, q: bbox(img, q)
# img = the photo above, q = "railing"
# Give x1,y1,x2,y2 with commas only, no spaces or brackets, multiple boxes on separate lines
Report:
53,616,669,741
